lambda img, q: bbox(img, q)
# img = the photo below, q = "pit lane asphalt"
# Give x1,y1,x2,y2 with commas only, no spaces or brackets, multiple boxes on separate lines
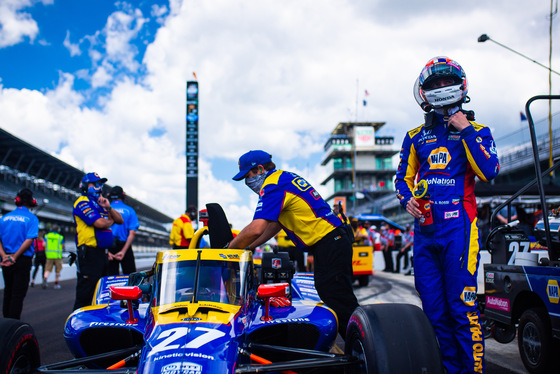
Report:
1,268,527,373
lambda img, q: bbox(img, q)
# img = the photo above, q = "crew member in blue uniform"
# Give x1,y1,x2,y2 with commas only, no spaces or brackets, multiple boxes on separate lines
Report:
107,186,139,275
395,56,500,374
228,150,359,337
0,188,39,319
73,172,123,310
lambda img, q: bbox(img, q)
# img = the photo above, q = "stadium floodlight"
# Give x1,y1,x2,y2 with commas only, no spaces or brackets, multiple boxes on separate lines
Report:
477,34,560,77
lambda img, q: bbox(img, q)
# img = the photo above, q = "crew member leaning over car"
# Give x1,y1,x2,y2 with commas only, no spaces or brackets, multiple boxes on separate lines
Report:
73,172,123,310
228,150,359,338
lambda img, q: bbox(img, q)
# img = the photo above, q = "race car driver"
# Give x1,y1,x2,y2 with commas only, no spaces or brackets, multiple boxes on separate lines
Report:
394,57,500,374
228,150,359,338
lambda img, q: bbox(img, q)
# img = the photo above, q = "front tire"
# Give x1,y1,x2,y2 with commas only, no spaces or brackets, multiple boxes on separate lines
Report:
0,319,41,374
518,307,552,373
344,304,443,374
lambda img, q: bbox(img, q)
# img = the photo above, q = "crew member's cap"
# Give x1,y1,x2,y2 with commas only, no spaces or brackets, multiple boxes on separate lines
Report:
108,186,124,200
82,172,108,185
232,150,272,181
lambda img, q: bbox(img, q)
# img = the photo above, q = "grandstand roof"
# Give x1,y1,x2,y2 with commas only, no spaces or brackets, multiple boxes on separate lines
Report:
0,128,173,225
0,128,84,190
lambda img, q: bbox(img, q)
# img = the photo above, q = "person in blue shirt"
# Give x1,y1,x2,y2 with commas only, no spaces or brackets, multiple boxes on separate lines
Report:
0,188,39,319
73,172,123,310
107,186,139,275
228,150,359,338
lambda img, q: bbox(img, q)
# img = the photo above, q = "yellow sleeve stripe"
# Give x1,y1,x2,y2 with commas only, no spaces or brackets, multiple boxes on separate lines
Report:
468,217,480,276
462,140,488,182
404,143,419,191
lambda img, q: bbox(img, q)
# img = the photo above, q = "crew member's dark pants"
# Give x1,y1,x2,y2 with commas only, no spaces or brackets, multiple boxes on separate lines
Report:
107,240,136,276
32,250,46,282
383,246,394,272
2,255,32,319
74,245,107,310
278,245,306,272
311,227,359,338
395,246,411,273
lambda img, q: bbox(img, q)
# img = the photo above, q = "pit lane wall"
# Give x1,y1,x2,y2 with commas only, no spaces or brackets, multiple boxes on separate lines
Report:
0,247,164,290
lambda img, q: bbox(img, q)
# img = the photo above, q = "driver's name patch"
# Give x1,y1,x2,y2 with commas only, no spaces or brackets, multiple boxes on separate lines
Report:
444,210,459,219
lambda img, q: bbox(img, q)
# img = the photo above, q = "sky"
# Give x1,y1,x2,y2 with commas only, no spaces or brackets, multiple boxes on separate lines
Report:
0,0,558,230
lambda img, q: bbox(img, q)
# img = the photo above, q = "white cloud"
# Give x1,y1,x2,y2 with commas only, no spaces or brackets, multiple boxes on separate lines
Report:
103,7,146,71
0,0,41,48
0,0,558,229
63,30,81,57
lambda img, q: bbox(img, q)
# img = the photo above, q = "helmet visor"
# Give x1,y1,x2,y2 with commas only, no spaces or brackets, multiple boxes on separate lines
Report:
419,58,464,89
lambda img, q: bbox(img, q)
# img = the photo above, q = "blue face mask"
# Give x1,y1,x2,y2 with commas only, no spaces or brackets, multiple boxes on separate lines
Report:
245,171,268,194
87,184,102,198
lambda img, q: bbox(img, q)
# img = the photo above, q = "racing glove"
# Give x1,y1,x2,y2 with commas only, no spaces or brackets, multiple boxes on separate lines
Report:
270,296,292,308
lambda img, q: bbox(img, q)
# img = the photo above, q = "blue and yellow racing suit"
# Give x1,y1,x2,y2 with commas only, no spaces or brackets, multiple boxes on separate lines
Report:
395,112,499,374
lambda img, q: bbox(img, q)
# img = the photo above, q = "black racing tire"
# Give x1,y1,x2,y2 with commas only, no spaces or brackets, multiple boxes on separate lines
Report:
518,307,552,373
492,322,516,344
358,275,369,288
344,304,443,374
0,318,40,374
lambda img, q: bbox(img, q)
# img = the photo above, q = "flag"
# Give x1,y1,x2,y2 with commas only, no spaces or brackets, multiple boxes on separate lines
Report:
363,89,369,106
193,72,198,80
363,100,367,106
520,111,527,121
364,89,370,96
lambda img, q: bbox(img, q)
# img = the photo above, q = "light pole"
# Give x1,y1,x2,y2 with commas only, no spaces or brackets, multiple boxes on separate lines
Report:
477,34,560,76
478,33,557,176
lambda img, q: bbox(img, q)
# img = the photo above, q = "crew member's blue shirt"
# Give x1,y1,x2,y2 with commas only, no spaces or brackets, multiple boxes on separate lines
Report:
110,200,140,241
0,206,39,257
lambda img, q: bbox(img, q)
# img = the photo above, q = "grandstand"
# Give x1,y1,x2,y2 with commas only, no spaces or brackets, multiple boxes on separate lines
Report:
0,128,173,252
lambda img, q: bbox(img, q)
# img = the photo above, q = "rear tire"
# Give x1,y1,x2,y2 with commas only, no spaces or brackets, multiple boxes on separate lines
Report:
0,319,40,374
518,307,552,373
344,304,443,374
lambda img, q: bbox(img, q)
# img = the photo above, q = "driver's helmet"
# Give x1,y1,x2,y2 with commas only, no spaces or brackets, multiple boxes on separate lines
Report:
413,56,468,112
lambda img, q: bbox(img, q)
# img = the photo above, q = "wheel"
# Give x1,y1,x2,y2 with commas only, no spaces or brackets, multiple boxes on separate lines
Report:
480,315,494,340
358,275,369,287
0,318,40,374
518,308,552,373
492,322,516,344
344,304,443,374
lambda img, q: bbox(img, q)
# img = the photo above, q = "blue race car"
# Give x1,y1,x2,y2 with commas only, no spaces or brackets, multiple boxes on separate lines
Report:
1,204,443,374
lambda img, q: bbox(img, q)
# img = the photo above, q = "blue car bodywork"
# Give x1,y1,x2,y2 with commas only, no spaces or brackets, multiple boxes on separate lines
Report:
58,248,341,373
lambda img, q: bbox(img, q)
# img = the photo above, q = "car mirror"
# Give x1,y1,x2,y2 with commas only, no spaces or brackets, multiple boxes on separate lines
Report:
257,283,290,321
257,283,289,298
110,286,142,324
